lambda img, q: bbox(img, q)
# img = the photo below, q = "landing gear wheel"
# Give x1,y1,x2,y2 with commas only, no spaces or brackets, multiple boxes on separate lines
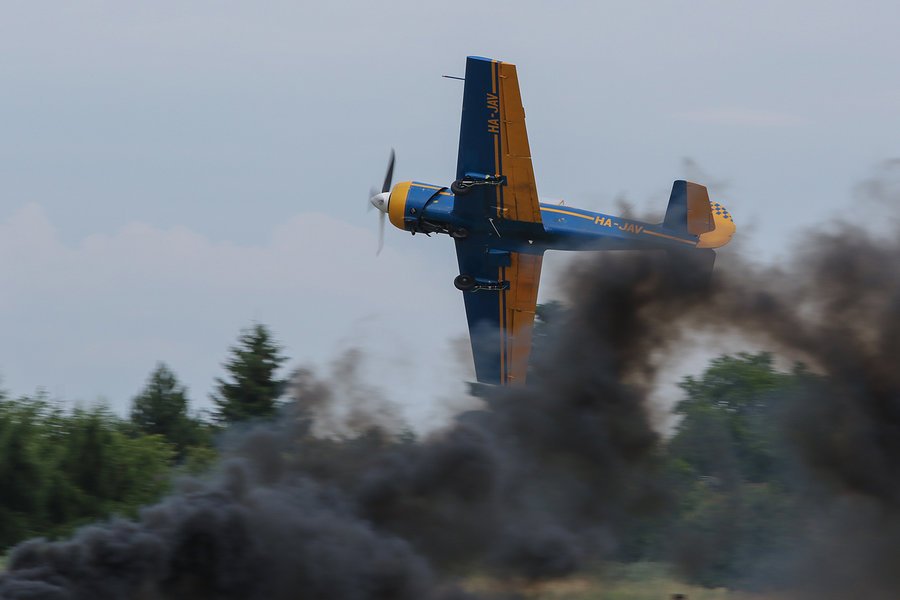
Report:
450,180,471,196
450,227,469,239
454,274,476,291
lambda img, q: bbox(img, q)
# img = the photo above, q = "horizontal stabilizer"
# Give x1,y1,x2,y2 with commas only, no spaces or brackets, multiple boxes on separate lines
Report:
664,180,715,236
665,247,717,289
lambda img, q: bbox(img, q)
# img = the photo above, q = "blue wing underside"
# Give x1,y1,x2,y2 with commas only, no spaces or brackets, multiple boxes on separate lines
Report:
454,56,544,386
455,237,543,385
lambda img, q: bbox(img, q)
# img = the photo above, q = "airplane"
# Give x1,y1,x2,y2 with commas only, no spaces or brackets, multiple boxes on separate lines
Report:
369,56,735,387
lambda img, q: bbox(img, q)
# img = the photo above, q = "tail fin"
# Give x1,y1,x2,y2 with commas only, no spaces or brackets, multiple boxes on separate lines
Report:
664,180,715,236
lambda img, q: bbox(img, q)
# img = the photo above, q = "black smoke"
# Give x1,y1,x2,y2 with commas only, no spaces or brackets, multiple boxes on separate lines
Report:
0,258,673,599
0,448,472,600
3,162,900,598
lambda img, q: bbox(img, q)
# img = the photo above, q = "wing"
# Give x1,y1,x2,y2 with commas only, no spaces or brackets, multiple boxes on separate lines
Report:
455,239,543,386
455,56,543,227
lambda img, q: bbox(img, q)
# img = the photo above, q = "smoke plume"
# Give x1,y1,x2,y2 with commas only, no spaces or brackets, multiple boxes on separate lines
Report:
3,161,900,598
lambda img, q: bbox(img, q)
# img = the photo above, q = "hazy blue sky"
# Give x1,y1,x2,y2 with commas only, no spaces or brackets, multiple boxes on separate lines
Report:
1,1,898,422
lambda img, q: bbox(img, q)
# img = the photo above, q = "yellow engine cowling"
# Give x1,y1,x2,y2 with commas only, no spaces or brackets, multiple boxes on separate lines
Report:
697,202,736,249
388,181,413,230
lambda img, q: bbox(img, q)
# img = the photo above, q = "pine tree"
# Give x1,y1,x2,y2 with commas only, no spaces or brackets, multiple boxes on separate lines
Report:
131,363,189,436
130,363,198,456
212,323,287,424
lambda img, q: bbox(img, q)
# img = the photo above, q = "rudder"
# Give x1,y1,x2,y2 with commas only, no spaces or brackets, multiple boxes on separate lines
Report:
664,180,715,236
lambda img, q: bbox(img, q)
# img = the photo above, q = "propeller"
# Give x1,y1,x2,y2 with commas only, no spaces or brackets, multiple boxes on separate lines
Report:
377,209,385,256
381,149,395,195
368,149,395,255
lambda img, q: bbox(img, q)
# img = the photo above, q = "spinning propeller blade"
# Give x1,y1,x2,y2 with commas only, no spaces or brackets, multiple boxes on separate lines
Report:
382,149,395,193
368,150,395,255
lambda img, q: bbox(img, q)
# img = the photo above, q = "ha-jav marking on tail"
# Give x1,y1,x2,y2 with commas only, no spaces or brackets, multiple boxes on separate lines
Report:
368,57,735,387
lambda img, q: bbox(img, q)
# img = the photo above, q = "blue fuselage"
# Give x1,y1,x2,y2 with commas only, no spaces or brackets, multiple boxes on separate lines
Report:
395,182,700,254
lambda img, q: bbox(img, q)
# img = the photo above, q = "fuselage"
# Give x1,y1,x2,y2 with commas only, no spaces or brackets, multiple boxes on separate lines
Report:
383,181,735,254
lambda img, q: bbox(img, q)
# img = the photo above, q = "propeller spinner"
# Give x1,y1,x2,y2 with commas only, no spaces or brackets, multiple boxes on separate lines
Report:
368,149,395,255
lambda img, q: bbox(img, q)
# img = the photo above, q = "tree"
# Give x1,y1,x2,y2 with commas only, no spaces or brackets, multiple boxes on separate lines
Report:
671,352,789,484
130,363,203,459
0,396,176,551
663,352,805,589
0,395,52,547
54,405,174,529
212,323,288,424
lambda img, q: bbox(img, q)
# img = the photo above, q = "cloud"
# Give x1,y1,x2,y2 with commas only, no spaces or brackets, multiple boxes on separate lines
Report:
0,203,468,422
675,107,804,126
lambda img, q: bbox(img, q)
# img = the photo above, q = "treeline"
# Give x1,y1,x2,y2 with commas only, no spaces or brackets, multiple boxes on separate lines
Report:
0,323,286,551
533,301,810,587
1,317,815,589
621,352,812,588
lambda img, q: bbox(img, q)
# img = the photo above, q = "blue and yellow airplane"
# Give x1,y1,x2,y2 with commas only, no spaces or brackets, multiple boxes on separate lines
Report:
370,56,735,387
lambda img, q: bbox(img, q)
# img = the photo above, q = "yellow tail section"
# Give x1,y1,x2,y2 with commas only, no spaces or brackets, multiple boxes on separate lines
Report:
697,202,736,249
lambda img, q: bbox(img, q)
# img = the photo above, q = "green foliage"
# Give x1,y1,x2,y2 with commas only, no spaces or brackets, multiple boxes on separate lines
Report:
0,395,53,546
0,396,176,552
130,363,210,459
670,352,797,487
673,352,788,484
0,315,823,593
178,444,219,475
64,407,174,511
663,352,805,589
211,323,288,424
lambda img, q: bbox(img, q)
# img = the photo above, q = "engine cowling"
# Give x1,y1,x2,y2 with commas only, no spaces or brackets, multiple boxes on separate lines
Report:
387,181,413,230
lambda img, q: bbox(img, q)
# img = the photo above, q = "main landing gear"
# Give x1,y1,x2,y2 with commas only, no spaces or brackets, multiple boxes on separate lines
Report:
451,175,507,196
454,275,476,291
454,275,510,292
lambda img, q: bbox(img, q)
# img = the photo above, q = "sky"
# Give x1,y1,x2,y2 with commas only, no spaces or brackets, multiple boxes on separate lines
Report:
1,1,898,423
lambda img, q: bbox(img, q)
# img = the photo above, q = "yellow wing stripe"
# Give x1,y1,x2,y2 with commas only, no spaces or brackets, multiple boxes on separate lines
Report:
497,61,542,225
498,264,506,382
641,229,697,245
502,252,543,384
492,62,503,220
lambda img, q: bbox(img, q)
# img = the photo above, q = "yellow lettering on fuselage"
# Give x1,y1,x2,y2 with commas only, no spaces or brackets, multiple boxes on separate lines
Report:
619,223,644,234
594,216,613,227
486,93,500,134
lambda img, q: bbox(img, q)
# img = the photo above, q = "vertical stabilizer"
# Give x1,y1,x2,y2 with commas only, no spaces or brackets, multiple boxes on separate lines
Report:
664,180,715,236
